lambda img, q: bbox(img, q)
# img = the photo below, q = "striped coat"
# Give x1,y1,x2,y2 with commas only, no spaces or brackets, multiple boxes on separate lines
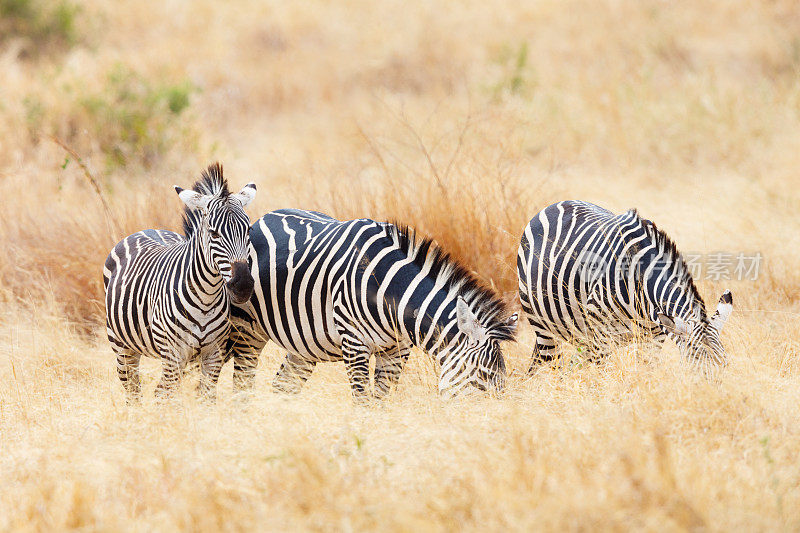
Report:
104,163,256,400
227,209,518,398
517,200,733,374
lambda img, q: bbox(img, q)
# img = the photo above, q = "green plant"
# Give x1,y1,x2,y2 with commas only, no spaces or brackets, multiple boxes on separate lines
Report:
0,0,80,55
22,95,44,135
491,42,534,98
78,66,196,170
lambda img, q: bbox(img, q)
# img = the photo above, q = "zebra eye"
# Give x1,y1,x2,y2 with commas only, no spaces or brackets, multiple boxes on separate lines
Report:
209,229,221,239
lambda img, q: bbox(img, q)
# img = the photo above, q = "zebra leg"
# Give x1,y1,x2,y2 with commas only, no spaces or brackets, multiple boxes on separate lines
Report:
272,352,316,394
115,349,142,403
332,301,372,401
527,333,558,374
184,355,201,377
373,344,411,399
232,352,260,393
584,345,609,364
227,316,268,392
154,349,188,400
341,338,371,402
230,338,266,393
197,349,224,402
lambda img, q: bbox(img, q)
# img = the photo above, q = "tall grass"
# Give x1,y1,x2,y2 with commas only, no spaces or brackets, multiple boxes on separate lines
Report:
0,0,799,530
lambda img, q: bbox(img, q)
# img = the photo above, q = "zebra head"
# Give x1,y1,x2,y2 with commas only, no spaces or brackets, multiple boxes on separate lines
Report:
438,296,518,396
657,290,733,369
175,163,257,304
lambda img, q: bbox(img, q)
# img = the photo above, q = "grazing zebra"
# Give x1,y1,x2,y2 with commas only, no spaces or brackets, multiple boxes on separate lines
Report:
226,209,518,399
104,163,257,401
517,200,733,374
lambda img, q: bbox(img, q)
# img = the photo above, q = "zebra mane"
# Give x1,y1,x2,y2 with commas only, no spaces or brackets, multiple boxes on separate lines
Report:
182,162,230,237
628,209,708,320
384,223,515,341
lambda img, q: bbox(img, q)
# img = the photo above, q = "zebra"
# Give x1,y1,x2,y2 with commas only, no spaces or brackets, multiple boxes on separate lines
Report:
517,200,733,374
103,163,257,401
226,209,518,399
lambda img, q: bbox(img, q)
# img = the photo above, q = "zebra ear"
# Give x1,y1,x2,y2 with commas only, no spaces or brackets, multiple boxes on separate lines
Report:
657,313,690,337
175,186,211,211
233,183,257,208
456,296,484,341
506,313,519,334
710,290,733,332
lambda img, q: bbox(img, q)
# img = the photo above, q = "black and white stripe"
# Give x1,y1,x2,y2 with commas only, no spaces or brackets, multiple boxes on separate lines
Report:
227,209,518,398
517,200,733,375
104,163,256,401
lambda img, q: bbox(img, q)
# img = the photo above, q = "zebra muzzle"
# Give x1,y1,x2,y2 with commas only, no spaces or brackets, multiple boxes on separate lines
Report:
490,373,506,394
226,261,254,304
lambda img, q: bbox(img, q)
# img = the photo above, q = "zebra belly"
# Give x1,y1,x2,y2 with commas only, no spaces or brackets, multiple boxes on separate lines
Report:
260,303,343,362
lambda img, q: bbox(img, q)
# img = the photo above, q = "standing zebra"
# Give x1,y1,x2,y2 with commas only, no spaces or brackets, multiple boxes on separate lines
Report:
104,163,257,401
226,209,518,399
517,200,733,374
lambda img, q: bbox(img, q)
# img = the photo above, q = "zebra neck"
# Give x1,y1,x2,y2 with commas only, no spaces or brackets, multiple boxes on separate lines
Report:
417,298,461,355
638,253,694,323
427,322,461,364
378,289,461,356
184,232,225,305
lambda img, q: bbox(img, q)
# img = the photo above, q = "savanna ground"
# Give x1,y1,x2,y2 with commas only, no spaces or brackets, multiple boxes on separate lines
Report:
1,0,799,530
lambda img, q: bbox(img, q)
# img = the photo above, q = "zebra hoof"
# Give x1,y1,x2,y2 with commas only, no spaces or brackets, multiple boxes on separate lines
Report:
125,394,142,406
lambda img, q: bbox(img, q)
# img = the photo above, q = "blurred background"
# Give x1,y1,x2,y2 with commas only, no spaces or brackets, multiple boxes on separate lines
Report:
2,0,798,328
1,1,799,530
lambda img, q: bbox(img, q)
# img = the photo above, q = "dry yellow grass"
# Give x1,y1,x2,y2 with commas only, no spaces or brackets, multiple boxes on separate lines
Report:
1,0,799,530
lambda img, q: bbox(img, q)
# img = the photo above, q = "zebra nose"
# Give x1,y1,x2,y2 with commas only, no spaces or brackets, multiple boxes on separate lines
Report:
486,369,505,395
487,358,507,393
226,261,254,304
492,374,505,393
